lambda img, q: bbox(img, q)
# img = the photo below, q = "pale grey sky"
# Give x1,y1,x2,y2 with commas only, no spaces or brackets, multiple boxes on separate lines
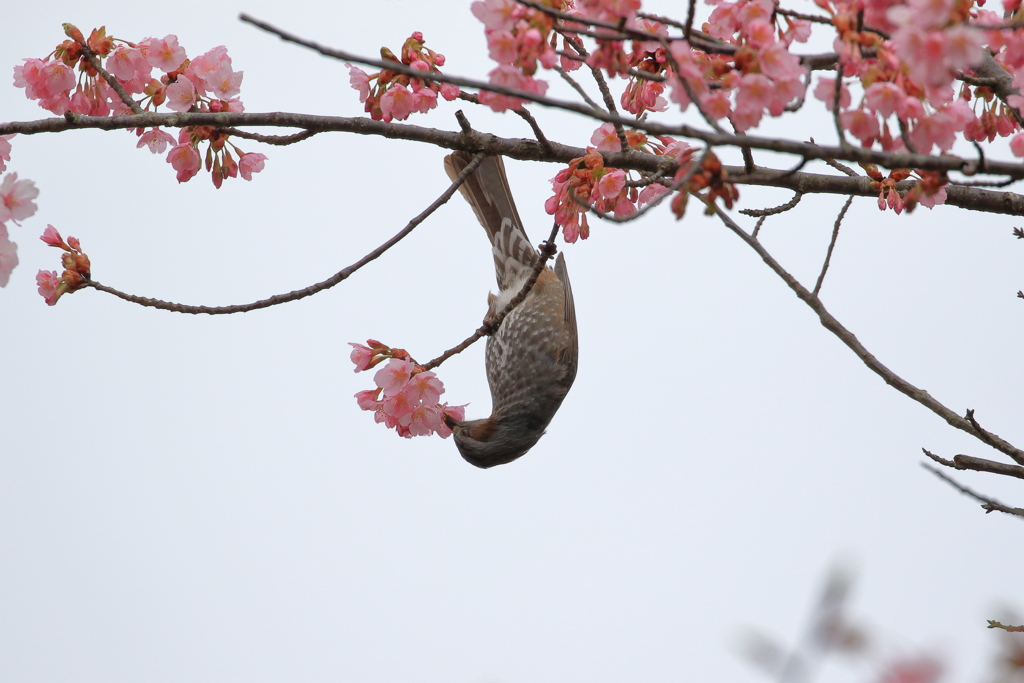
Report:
2,1,1022,682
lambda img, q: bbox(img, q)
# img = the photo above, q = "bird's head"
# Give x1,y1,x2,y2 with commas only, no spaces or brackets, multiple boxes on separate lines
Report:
443,414,542,469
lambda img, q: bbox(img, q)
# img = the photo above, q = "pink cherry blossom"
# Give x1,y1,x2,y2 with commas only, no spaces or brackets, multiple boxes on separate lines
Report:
383,391,416,420
238,152,267,181
405,370,444,405
349,342,376,372
410,87,438,114
595,169,626,201
34,60,75,100
841,110,881,146
36,269,60,302
435,403,467,438
136,128,177,154
374,359,416,396
166,144,201,183
0,224,17,288
478,64,548,111
813,77,851,111
106,47,151,81
917,185,947,208
487,30,519,64
759,43,804,81
355,389,381,411
209,70,244,100
191,46,232,86
439,82,460,100
347,64,372,102
471,0,519,31
165,77,197,112
139,35,187,72
0,135,11,174
0,173,39,224
380,84,416,121
40,224,64,248
638,183,670,206
864,82,903,118
401,404,443,437
1010,132,1024,157
591,123,622,151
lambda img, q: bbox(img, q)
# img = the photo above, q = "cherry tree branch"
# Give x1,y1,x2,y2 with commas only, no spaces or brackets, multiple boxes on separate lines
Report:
712,205,1024,466
4,112,1024,214
83,153,487,314
921,464,1024,517
76,44,144,115
812,195,854,296
923,449,1024,480
420,222,561,371
988,621,1024,632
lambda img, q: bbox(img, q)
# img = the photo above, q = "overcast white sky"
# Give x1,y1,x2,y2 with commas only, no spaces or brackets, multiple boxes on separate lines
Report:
3,1,1023,682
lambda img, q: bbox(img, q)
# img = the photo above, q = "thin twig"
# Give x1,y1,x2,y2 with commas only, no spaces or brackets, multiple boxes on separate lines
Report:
812,195,854,296
739,192,803,217
712,206,1024,467
554,66,605,113
831,70,849,147
752,215,767,239
684,0,698,39
988,621,1024,632
421,223,561,370
216,128,319,145
921,464,1024,517
776,8,834,24
458,91,552,151
85,153,487,314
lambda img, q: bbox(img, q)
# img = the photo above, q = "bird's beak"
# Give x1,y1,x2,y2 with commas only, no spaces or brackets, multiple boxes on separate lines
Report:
442,413,461,430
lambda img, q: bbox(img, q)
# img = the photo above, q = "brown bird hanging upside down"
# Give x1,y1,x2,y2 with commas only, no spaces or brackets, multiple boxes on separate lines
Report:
442,152,578,469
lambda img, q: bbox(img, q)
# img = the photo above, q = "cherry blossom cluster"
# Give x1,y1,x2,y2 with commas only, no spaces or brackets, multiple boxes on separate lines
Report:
350,340,466,438
862,165,948,213
0,170,40,287
546,123,726,239
470,0,568,111
13,24,266,187
347,33,460,122
36,225,90,306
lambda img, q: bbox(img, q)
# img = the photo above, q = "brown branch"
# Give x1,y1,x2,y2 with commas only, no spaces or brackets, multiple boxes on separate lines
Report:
554,65,605,113
988,621,1024,632
5,112,1024,214
217,127,319,145
739,192,803,217
22,99,1024,182
921,464,1024,517
84,153,487,314
957,454,1024,480
924,447,1024,480
420,222,561,370
813,195,854,296
712,205,1024,467
77,42,144,115
777,8,834,24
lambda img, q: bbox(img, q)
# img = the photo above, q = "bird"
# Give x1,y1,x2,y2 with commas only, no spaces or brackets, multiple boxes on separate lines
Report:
442,151,578,469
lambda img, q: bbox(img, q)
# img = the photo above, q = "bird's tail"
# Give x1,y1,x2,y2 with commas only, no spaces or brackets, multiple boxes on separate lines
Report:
444,152,538,291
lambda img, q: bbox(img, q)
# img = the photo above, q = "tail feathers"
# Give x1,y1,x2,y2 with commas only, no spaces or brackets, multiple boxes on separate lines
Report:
444,152,537,290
